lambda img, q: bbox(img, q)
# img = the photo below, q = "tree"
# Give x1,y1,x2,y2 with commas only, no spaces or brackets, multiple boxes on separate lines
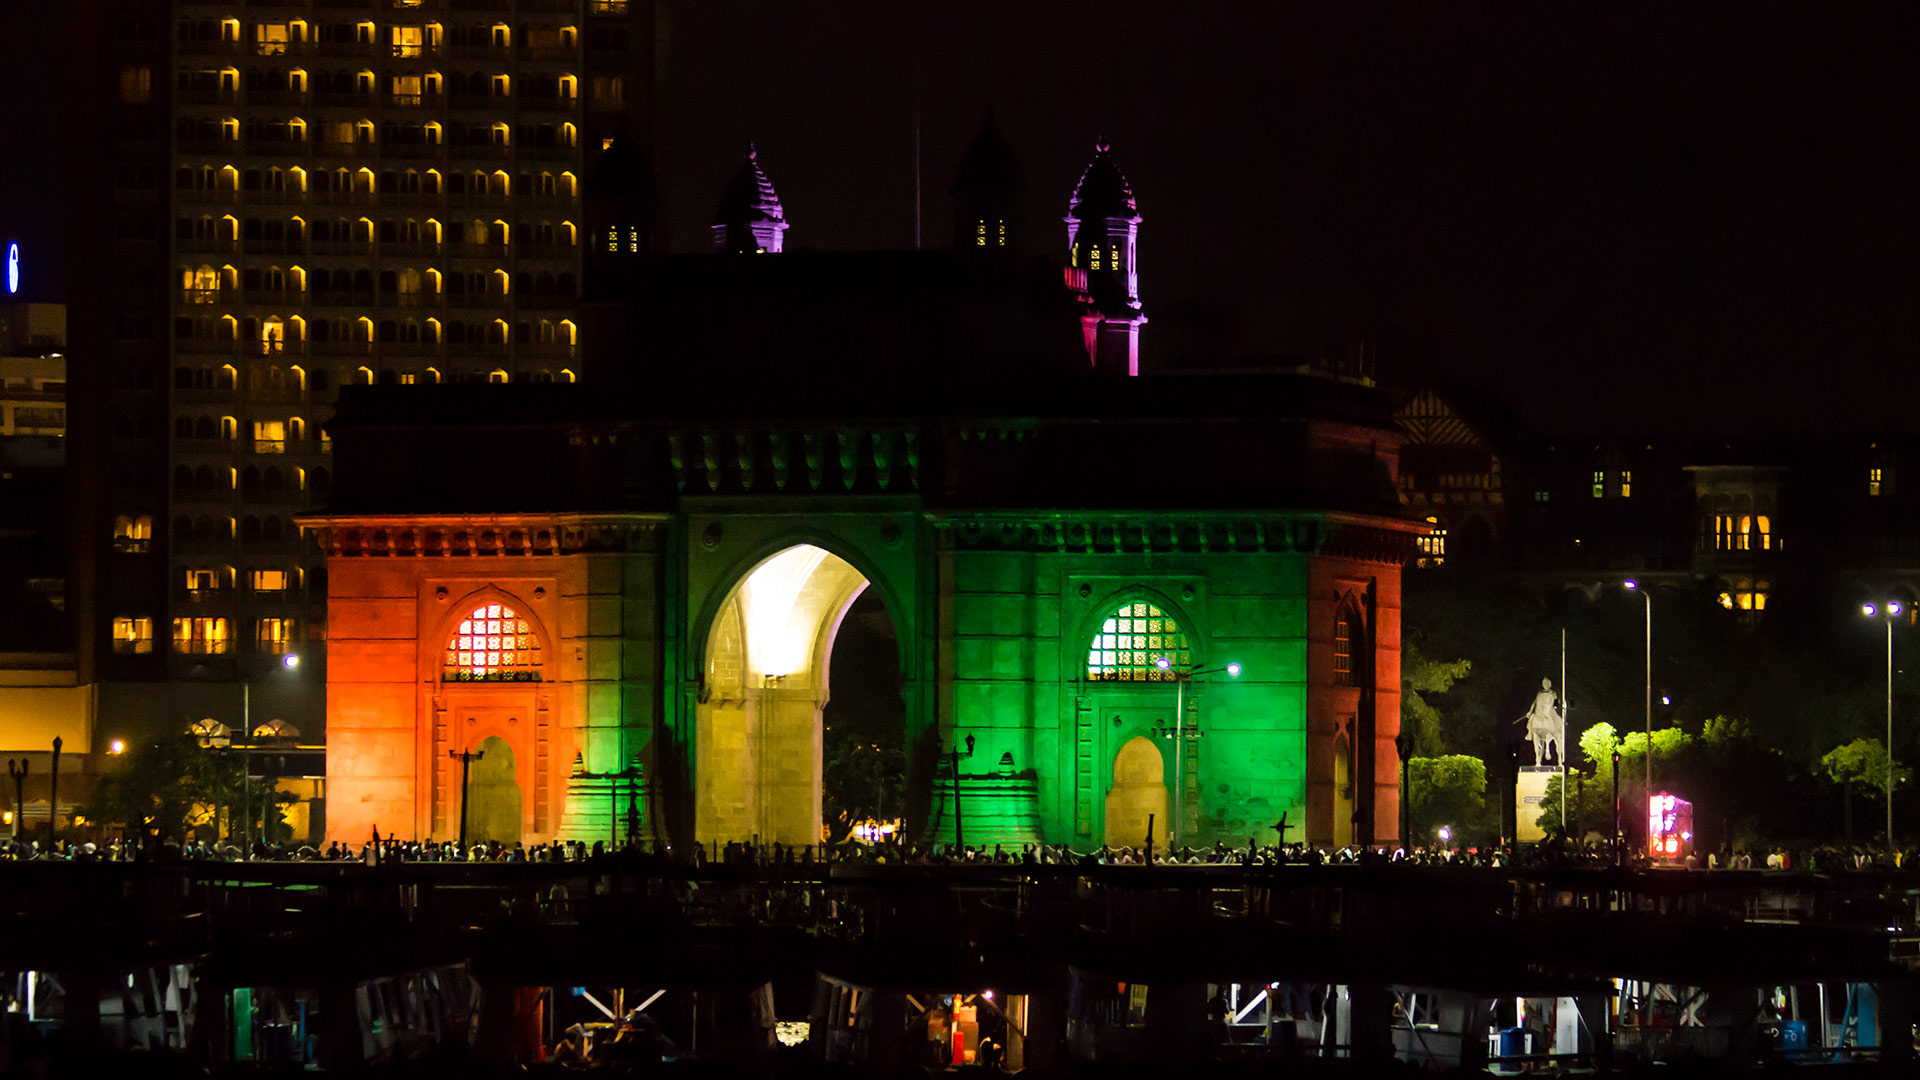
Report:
1401,645,1472,755
1822,738,1909,801
821,740,904,843
78,734,292,846
1407,754,1495,844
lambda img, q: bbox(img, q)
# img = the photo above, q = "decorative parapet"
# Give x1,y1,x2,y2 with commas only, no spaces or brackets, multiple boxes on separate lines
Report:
300,513,672,559
929,511,1424,565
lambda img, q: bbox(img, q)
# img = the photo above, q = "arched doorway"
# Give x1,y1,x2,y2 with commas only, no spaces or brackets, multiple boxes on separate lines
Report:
696,544,887,847
820,588,904,844
1332,732,1355,848
1104,736,1168,848
467,735,520,845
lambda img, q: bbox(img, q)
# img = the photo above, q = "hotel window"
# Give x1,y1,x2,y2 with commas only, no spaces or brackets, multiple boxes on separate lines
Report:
112,616,154,654
254,23,289,55
1620,470,1632,498
1534,490,1550,502
1718,579,1770,615
172,616,231,655
184,568,223,596
1870,467,1883,497
445,602,543,682
253,419,286,453
1086,601,1189,682
113,514,153,553
1592,471,1605,498
119,65,152,104
251,568,291,595
591,76,624,105
1417,516,1446,568
1714,514,1736,551
391,25,424,57
1332,603,1361,687
255,617,297,654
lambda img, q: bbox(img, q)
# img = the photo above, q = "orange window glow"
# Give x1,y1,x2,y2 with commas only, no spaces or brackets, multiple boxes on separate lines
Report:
445,602,542,682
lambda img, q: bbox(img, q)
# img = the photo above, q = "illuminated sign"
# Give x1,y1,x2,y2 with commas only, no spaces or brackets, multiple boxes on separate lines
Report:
1648,792,1694,861
5,244,16,295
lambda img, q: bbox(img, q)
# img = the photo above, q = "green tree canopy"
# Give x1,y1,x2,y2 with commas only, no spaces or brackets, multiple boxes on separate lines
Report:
1401,645,1472,755
1822,738,1910,800
1407,754,1495,844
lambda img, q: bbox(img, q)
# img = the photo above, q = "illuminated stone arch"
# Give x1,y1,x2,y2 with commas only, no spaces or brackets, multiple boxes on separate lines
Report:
692,538,903,847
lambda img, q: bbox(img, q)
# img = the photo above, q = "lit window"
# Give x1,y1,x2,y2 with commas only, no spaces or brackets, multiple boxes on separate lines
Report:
113,514,153,553
996,220,1006,247
112,616,154,654
975,221,987,247
184,568,222,596
1620,470,1632,498
391,26,424,58
1713,514,1737,551
1417,516,1446,568
251,568,291,594
172,617,231,655
255,24,289,55
1870,467,1884,497
1534,491,1549,503
1755,514,1771,551
119,65,152,104
256,617,297,654
253,420,286,453
1333,604,1361,687
1086,601,1188,682
445,602,543,682
1592,471,1605,498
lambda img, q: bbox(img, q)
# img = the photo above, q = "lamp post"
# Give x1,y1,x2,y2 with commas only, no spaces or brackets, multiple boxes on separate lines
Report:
1624,581,1652,815
1611,749,1623,866
1151,658,1241,847
448,747,485,850
946,734,975,855
1862,602,1902,858
47,736,60,848
1393,732,1413,852
240,653,302,857
6,759,25,841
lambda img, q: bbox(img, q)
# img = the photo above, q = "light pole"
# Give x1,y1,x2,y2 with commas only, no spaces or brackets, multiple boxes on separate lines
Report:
946,734,975,854
1862,601,1902,858
1624,581,1652,818
1151,657,1241,847
240,653,301,857
448,747,485,850
6,759,25,841
1393,732,1413,852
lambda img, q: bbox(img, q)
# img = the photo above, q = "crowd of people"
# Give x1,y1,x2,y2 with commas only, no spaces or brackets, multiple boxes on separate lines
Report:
0,831,1911,873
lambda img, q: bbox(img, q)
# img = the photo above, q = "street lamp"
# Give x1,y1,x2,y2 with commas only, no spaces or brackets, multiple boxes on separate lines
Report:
1624,581,1652,814
1151,657,1240,847
240,652,302,857
1862,601,1902,858
1393,732,1414,852
945,733,975,855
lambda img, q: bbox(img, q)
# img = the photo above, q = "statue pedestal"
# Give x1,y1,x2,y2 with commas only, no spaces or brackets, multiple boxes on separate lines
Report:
1516,766,1558,842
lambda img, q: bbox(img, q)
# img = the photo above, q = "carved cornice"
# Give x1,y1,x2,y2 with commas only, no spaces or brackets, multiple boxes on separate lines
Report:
930,511,1422,565
651,425,921,496
299,513,671,558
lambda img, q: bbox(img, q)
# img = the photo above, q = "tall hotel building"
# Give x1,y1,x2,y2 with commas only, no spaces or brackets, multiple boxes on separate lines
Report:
66,1,651,801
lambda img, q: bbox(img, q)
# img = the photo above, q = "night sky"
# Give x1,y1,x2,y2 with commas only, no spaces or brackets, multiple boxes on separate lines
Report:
6,3,1920,433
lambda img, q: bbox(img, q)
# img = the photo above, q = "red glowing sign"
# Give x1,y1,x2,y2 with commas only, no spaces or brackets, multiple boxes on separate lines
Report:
1647,792,1694,861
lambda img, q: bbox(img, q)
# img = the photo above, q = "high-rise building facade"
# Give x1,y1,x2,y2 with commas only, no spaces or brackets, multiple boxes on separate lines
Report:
68,1,651,802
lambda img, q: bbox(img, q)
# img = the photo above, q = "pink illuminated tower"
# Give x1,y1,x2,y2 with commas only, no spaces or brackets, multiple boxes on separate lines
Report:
1065,139,1146,375
712,144,789,254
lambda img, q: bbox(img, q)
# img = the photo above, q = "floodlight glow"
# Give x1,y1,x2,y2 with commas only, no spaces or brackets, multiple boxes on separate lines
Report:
1437,826,1452,843
1155,656,1172,670
283,653,300,669
1864,604,1877,617
1661,695,1670,706
108,740,125,755
1225,662,1242,677
983,989,995,1001
1624,580,1639,591
1893,602,1905,616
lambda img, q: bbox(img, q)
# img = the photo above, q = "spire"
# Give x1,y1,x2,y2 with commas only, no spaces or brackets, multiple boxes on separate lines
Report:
1067,137,1140,224
1064,137,1145,376
712,143,788,254
952,110,1025,254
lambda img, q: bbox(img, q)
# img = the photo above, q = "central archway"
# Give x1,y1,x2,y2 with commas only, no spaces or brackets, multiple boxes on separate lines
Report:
696,544,877,848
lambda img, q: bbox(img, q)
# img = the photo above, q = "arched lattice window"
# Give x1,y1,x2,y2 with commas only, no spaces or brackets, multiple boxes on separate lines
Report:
444,602,542,682
1087,601,1188,682
1333,600,1362,687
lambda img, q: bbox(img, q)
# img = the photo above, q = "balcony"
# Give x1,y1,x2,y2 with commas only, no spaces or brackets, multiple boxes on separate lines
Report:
178,237,240,255
252,439,286,454
111,639,156,655
178,87,239,107
172,639,234,656
174,437,238,455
